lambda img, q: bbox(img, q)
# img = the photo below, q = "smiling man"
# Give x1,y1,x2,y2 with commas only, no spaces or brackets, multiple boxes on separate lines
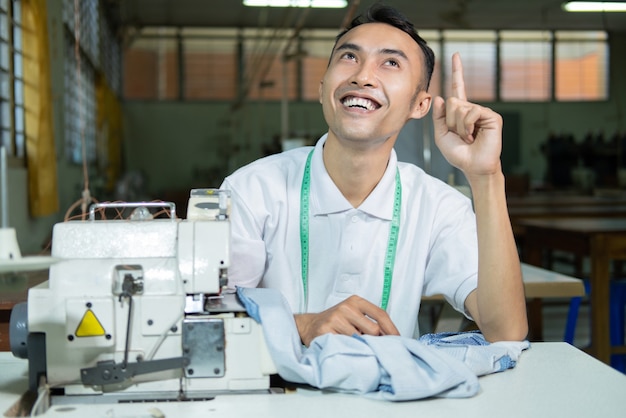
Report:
220,4,527,346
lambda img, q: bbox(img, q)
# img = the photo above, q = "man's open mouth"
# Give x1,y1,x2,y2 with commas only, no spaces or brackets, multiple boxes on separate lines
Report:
341,96,381,111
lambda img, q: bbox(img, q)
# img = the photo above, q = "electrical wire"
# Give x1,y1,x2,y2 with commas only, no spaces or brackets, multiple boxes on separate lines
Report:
64,200,177,222
29,383,48,417
60,0,95,223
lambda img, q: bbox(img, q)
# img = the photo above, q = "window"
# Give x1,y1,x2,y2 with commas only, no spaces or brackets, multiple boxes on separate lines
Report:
242,28,297,101
65,32,96,164
555,31,608,101
500,31,552,101
183,28,238,100
442,30,497,102
301,30,334,101
100,14,122,95
123,29,179,100
0,0,24,158
122,27,609,104
63,0,98,164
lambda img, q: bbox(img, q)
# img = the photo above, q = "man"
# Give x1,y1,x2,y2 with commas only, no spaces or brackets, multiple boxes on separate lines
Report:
221,4,528,346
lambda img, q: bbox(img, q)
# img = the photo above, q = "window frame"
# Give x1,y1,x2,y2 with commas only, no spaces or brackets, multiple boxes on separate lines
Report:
122,27,610,104
0,0,25,159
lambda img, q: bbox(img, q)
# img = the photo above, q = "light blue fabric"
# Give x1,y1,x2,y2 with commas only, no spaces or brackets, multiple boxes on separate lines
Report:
236,286,529,401
419,331,526,375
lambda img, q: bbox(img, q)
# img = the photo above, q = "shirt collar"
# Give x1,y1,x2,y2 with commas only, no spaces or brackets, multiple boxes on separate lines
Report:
309,134,398,221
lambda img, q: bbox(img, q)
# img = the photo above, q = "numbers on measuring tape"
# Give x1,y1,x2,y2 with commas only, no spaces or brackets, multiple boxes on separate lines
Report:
300,149,401,312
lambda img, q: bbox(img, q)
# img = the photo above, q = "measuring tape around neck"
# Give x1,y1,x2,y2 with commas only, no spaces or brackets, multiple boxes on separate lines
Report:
299,149,401,311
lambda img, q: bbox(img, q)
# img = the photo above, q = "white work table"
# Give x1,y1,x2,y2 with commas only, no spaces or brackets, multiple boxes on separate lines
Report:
422,263,585,302
2,342,625,418
422,263,585,339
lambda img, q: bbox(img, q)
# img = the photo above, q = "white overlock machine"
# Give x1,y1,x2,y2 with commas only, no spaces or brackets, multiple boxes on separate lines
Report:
9,189,276,405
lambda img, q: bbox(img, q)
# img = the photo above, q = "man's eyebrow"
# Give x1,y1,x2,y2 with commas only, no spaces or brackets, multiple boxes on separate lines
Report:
333,42,360,55
333,42,409,61
380,48,408,61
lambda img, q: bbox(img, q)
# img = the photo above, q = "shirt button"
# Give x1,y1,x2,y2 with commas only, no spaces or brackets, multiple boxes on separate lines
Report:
351,216,358,223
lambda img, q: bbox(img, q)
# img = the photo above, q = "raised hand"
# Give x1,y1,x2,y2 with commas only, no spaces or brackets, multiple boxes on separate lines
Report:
294,295,400,347
431,52,504,179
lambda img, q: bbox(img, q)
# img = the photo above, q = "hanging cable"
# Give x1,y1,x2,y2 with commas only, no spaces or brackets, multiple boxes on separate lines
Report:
67,0,95,222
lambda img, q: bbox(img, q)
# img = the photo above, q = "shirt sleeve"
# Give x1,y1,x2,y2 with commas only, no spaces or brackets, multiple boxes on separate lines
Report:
422,191,479,318
221,179,267,288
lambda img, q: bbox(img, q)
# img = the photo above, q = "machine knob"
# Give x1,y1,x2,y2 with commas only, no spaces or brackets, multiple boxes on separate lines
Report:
9,302,28,359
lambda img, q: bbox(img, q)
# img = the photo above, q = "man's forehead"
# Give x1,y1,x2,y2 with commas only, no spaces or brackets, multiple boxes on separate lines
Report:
334,22,421,59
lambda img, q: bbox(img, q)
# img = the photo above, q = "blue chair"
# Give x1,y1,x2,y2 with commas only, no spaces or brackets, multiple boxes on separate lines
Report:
564,279,626,373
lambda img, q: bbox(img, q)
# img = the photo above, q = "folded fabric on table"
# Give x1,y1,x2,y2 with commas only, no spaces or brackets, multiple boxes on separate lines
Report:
236,287,530,401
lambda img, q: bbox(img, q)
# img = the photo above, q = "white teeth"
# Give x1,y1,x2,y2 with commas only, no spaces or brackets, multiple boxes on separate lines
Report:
342,97,377,111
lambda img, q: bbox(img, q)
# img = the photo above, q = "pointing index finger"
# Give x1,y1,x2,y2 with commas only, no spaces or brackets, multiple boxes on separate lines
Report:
451,52,467,101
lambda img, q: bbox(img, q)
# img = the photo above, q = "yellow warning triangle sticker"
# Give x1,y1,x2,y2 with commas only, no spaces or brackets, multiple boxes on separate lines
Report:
75,309,106,337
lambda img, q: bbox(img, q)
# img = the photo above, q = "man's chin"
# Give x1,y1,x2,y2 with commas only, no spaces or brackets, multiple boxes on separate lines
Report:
331,130,395,148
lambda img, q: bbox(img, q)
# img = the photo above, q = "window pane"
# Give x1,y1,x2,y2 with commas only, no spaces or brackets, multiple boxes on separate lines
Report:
183,37,237,100
14,132,23,157
243,30,297,101
0,14,7,40
301,31,334,101
12,0,19,24
101,18,121,94
0,70,8,98
63,0,99,66
500,31,552,101
123,36,179,100
442,31,496,101
0,42,8,70
555,31,608,101
14,78,22,104
1,129,11,153
65,33,96,163
245,55,297,100
12,24,20,51
1,129,10,150
13,49,21,76
14,104,23,131
0,0,25,159
0,100,9,126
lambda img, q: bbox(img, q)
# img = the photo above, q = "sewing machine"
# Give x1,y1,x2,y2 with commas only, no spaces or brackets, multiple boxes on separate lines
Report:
9,189,276,405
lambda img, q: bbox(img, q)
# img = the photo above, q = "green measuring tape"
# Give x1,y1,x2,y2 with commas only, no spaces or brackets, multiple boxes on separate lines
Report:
299,149,402,311
300,150,313,306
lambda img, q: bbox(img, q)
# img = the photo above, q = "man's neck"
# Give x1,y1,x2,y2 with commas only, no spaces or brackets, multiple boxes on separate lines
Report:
322,135,394,208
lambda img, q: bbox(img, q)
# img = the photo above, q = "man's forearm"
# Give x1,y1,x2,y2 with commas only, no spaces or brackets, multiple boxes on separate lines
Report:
467,171,528,342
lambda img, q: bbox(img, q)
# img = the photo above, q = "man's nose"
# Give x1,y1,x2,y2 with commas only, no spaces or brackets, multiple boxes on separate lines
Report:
350,61,377,88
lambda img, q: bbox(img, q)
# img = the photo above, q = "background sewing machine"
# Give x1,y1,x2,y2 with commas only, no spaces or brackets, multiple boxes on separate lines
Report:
9,189,276,406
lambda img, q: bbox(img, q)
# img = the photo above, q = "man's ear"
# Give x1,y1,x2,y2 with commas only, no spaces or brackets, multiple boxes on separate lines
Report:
409,91,432,120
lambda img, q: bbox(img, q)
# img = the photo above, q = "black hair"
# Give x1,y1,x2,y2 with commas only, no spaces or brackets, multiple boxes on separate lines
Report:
332,3,435,91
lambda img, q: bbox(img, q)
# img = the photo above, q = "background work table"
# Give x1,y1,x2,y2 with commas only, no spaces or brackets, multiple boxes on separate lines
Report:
422,263,584,340
422,262,584,301
519,217,626,364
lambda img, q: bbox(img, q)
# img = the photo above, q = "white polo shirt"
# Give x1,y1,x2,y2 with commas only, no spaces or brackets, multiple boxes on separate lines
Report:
221,134,478,337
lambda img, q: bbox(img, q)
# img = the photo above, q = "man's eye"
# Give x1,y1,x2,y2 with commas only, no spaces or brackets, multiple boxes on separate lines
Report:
386,59,399,67
341,52,356,60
